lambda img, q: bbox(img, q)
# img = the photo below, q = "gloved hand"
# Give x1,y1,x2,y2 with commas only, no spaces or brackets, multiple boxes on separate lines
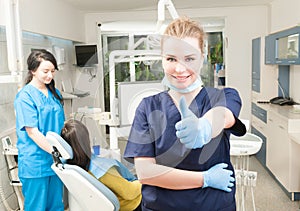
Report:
175,96,212,149
202,163,235,192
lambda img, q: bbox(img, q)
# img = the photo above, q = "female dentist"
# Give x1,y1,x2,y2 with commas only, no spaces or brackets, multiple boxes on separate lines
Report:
124,16,246,210
14,49,65,211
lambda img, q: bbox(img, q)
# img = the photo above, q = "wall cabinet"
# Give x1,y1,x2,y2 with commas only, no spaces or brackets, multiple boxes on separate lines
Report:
265,26,300,65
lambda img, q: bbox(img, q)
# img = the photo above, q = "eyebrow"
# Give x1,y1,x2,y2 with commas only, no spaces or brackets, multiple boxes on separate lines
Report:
185,54,197,57
164,53,197,57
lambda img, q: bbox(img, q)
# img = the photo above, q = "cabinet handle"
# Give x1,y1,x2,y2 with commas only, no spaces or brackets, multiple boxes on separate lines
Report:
268,118,273,122
279,125,285,130
288,61,296,63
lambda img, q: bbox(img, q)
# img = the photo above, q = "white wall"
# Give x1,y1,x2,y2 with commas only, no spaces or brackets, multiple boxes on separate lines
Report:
270,0,300,33
0,0,5,26
84,6,269,120
221,6,268,119
0,0,86,42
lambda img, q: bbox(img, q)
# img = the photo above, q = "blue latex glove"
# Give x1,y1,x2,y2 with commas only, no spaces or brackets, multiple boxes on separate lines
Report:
175,96,212,149
202,163,235,192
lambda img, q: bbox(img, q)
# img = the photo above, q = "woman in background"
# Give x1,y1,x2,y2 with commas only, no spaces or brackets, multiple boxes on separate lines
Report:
61,119,142,211
14,49,65,211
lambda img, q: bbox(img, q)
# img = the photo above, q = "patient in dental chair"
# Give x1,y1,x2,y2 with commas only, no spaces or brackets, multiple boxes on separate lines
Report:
61,119,142,211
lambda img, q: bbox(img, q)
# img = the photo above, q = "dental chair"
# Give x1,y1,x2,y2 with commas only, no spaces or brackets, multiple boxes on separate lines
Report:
46,131,120,211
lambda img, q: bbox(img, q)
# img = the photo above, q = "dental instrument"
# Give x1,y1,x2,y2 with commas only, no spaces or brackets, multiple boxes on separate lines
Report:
230,130,263,211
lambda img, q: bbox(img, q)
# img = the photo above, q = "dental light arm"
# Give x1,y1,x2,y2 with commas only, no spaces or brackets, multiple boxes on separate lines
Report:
156,0,179,33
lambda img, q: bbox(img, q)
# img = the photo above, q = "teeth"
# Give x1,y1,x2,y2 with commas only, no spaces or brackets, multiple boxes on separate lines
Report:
177,76,189,79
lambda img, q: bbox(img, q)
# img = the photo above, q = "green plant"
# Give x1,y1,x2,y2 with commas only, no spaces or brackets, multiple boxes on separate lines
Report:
209,41,223,64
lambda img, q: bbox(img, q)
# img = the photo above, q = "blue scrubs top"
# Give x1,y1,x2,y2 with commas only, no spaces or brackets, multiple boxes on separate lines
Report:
124,87,242,211
14,84,65,178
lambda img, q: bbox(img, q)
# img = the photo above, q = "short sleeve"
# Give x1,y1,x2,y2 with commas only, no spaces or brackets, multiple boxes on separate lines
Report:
222,88,245,136
223,88,242,117
14,92,38,131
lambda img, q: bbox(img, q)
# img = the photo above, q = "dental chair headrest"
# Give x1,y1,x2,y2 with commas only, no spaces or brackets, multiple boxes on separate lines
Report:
46,131,73,159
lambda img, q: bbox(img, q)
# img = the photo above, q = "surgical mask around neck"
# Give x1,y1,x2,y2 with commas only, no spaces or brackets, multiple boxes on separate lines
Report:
162,76,203,93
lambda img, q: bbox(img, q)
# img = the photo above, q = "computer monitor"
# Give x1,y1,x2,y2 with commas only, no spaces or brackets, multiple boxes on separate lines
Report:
75,44,98,67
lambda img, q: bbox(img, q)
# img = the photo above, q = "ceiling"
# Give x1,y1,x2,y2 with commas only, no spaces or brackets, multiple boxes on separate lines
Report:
62,0,275,13
61,0,275,32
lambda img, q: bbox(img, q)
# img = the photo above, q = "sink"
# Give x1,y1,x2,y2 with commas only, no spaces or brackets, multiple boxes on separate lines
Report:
230,133,263,156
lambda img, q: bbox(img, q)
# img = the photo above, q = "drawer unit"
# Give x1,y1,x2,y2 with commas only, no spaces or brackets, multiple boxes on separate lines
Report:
251,103,267,123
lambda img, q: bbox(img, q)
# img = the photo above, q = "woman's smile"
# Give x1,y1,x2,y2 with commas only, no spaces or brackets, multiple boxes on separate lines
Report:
171,74,192,82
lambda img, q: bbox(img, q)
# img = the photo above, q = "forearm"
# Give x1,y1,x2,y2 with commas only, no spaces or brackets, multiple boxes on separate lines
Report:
202,106,235,138
25,127,53,153
135,157,204,190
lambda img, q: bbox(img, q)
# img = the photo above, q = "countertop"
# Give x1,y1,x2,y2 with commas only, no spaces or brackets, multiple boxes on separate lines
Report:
255,102,300,144
256,103,300,120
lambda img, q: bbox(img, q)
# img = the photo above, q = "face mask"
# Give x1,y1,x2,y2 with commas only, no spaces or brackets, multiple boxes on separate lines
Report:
162,76,203,93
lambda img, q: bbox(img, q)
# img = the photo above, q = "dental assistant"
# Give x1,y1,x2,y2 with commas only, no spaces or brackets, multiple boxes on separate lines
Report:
14,50,65,211
124,16,246,210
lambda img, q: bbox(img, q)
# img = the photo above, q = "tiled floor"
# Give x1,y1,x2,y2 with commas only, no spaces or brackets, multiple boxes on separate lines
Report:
234,156,300,211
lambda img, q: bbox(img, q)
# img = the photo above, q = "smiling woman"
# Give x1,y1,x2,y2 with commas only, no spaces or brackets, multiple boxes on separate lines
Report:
124,16,246,211
162,36,203,92
14,49,65,211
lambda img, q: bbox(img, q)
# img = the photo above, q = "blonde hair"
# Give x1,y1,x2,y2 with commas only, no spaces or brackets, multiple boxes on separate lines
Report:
163,16,205,54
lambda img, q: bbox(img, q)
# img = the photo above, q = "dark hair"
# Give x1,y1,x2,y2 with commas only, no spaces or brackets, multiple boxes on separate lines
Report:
61,119,91,171
25,49,63,105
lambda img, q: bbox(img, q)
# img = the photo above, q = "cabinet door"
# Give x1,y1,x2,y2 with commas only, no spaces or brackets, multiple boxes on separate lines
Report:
251,126,267,166
266,112,290,190
252,38,261,92
251,114,268,166
265,35,276,64
290,139,300,192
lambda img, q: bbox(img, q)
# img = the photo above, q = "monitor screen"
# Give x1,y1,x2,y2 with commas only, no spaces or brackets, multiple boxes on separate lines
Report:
276,33,299,59
75,45,98,67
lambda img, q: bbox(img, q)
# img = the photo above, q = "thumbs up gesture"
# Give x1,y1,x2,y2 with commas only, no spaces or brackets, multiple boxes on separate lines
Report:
175,96,212,149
